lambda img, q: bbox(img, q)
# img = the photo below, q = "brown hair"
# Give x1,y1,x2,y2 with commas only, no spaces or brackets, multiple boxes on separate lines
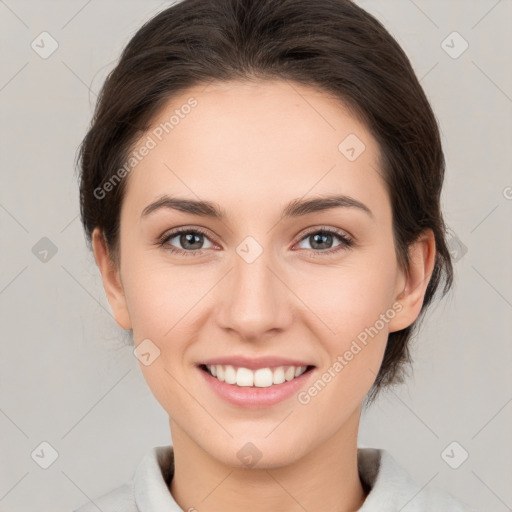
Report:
77,0,453,404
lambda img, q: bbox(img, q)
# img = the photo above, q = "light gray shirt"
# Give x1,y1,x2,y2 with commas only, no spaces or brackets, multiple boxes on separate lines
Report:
73,445,478,511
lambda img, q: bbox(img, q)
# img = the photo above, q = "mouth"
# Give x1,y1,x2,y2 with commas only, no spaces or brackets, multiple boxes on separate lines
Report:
198,363,316,388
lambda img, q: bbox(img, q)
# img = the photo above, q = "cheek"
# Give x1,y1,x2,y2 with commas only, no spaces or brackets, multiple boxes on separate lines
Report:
294,266,395,420
122,237,399,352
293,257,399,342
121,255,205,339
291,252,398,394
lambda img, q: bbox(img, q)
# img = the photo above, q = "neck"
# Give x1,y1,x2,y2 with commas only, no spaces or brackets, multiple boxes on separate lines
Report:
169,409,367,512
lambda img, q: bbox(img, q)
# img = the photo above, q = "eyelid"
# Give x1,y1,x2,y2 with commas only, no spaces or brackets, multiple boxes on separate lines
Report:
159,224,213,239
294,225,353,245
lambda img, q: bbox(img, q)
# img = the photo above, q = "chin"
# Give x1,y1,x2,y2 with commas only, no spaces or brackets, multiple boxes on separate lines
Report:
206,432,309,470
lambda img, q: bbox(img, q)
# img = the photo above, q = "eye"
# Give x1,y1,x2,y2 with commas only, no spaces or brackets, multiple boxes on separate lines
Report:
158,225,354,257
294,227,353,255
159,227,215,256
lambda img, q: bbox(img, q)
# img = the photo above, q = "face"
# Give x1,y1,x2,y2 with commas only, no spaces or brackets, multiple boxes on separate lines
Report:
94,79,431,469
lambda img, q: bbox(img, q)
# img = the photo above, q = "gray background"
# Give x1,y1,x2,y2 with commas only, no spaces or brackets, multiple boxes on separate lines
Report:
0,1,511,511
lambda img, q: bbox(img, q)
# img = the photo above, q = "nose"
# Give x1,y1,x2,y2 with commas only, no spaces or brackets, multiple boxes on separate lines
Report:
215,248,294,342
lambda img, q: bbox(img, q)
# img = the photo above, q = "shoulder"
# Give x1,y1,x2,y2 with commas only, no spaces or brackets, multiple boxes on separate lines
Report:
71,445,178,512
357,447,480,512
72,482,136,512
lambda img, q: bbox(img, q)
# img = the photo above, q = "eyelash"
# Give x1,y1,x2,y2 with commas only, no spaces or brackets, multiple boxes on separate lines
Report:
157,226,354,257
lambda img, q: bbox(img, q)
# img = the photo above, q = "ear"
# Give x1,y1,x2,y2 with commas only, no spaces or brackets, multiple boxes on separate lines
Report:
91,227,132,330
388,229,436,333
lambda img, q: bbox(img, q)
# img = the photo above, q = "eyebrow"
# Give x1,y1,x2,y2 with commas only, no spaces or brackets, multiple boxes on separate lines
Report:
141,194,374,221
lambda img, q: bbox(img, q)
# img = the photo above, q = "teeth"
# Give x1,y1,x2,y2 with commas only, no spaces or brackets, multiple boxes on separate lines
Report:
205,364,308,387
254,368,273,387
273,367,285,384
237,367,254,386
224,365,237,384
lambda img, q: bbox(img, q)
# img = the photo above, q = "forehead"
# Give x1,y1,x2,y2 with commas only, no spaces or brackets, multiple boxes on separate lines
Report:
122,79,389,222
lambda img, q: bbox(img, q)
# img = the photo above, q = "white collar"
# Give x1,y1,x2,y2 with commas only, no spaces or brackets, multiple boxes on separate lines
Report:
130,444,476,511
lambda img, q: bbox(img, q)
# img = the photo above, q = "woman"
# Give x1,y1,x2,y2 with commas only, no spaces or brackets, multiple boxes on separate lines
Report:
74,0,478,510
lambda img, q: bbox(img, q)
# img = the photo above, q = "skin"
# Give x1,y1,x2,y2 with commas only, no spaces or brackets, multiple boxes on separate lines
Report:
92,79,435,512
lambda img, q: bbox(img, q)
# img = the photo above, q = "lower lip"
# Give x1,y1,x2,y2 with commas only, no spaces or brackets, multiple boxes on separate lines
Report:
198,366,315,408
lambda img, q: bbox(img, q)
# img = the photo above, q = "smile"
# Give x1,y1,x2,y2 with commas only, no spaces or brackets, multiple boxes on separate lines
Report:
198,363,316,408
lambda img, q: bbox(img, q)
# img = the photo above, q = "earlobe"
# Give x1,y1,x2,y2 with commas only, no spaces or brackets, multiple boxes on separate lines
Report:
388,229,436,333
91,228,132,330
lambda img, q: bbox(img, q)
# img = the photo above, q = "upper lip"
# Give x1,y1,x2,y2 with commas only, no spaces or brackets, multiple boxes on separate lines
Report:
199,356,315,370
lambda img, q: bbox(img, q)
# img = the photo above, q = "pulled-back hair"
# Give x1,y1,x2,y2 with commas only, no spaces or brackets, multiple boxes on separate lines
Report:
78,0,454,403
